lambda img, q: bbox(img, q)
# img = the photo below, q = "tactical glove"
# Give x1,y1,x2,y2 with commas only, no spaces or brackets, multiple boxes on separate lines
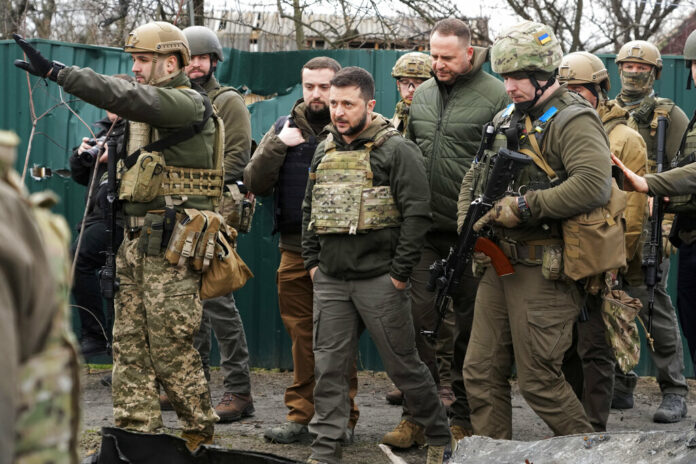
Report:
473,195,522,232
13,33,64,82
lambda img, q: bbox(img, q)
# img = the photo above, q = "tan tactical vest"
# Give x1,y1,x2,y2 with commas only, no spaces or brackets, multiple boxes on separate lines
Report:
119,96,225,208
308,129,402,235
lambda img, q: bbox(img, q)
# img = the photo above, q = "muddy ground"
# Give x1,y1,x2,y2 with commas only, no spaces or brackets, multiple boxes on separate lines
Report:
80,367,696,463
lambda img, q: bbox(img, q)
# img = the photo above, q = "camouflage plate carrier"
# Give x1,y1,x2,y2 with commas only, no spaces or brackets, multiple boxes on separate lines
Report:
308,128,402,235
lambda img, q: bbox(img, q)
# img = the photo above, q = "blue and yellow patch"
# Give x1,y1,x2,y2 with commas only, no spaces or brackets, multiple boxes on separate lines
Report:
536,32,551,45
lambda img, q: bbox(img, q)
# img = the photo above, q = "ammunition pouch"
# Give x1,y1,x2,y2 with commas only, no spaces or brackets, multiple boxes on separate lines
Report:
200,225,254,300
119,152,166,202
563,180,627,281
601,287,643,374
164,209,208,267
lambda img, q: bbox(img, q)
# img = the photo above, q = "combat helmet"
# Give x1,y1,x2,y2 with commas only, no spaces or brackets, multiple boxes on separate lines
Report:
125,21,191,66
491,21,562,110
183,26,224,62
558,51,610,92
615,40,662,79
391,52,432,79
683,30,696,89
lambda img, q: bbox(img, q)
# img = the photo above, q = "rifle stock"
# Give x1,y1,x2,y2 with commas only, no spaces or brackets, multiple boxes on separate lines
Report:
99,137,120,348
422,148,532,340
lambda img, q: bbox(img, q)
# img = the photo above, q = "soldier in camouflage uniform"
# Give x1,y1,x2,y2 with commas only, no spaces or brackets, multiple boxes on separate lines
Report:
609,40,689,422
460,21,609,438
302,66,453,464
0,130,81,464
557,51,648,431
390,52,432,134
13,22,221,449
183,25,255,424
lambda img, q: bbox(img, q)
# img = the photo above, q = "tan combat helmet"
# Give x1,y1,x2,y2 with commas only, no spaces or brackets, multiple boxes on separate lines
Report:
558,51,610,92
615,40,663,79
125,21,191,66
391,52,432,79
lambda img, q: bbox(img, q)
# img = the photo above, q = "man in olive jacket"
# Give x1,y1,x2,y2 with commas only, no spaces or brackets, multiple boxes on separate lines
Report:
14,22,219,449
392,17,508,444
302,67,452,464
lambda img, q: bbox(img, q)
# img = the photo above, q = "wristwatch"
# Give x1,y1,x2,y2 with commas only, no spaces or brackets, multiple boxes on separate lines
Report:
517,196,531,223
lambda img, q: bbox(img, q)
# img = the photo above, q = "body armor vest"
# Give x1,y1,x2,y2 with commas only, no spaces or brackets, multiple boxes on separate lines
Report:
624,96,674,172
119,114,224,206
665,115,696,214
274,116,318,234
308,129,401,235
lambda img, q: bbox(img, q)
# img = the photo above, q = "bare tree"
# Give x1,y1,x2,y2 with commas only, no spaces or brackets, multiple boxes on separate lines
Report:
503,0,687,52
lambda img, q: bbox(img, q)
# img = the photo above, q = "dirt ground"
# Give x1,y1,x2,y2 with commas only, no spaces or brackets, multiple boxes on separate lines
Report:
79,366,696,463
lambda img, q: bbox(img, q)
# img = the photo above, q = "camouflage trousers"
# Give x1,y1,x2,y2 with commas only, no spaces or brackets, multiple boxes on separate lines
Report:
112,236,218,436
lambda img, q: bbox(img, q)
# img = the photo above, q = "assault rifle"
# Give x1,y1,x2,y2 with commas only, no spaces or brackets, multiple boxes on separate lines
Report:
642,116,668,334
99,137,120,342
422,148,532,340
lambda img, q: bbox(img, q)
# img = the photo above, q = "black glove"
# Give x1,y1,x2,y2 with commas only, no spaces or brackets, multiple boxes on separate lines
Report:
13,33,65,82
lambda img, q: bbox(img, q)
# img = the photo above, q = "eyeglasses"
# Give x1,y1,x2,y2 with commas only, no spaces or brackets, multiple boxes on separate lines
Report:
397,78,425,89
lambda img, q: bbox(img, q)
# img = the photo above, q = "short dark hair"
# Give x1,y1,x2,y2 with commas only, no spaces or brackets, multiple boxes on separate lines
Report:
302,56,342,75
431,18,471,45
330,66,375,101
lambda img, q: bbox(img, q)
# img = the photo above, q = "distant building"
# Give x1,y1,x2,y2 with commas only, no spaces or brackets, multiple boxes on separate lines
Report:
204,10,490,52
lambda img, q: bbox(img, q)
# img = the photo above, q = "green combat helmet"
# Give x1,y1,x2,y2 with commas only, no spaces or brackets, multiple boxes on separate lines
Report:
125,21,191,66
491,21,562,110
683,30,696,88
391,52,432,79
616,40,662,79
183,26,224,62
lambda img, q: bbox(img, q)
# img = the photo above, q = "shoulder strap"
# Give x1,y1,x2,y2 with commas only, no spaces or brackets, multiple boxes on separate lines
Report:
123,89,214,170
519,115,558,180
373,126,400,148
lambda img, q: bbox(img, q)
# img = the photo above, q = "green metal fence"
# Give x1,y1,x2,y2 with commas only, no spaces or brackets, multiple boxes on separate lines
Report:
0,38,693,376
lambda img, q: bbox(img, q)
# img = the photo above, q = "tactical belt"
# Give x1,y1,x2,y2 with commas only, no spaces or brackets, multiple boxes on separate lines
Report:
498,239,563,264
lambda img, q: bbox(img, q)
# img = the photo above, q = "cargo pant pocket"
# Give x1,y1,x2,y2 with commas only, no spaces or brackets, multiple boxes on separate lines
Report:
378,276,415,356
527,307,574,363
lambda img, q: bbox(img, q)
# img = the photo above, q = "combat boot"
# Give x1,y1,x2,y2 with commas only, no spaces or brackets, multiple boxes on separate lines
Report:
215,392,254,423
611,371,637,409
386,388,403,405
264,421,310,444
381,419,425,448
653,393,687,423
181,431,213,451
450,424,473,441
425,438,457,464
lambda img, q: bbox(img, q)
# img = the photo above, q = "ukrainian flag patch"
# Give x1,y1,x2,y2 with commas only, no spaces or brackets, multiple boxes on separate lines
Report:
536,32,551,45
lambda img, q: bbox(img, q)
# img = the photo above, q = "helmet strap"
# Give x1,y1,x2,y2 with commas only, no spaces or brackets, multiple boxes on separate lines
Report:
687,66,693,90
516,74,556,112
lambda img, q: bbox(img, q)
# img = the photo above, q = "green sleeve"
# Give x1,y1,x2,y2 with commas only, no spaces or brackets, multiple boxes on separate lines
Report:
526,111,612,219
243,125,288,196
215,91,251,183
59,67,206,128
646,163,696,197
388,138,432,281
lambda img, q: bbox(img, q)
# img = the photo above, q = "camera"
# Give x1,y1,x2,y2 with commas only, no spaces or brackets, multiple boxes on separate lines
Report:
84,136,106,158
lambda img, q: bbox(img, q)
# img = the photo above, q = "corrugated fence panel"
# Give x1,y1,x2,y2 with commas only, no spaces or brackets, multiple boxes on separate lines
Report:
0,38,692,375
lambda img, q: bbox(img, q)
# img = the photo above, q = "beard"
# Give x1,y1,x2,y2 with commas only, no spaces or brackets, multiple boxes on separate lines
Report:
306,101,330,122
337,111,368,137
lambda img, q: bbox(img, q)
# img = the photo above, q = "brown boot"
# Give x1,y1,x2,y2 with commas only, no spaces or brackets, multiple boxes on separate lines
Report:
215,392,255,423
381,419,425,448
385,388,403,405
159,392,174,411
450,424,473,441
181,431,213,451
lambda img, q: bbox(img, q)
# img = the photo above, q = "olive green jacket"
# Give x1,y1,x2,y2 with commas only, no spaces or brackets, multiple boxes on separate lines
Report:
301,114,431,282
407,46,508,233
645,163,696,197
204,75,251,183
458,86,612,242
58,67,216,216
244,99,329,252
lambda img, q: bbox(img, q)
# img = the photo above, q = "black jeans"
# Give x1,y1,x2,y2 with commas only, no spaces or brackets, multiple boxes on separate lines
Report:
71,221,123,343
